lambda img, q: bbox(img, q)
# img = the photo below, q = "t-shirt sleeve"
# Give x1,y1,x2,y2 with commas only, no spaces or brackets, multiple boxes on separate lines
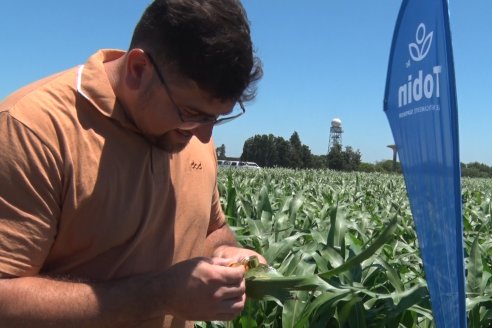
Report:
0,113,61,277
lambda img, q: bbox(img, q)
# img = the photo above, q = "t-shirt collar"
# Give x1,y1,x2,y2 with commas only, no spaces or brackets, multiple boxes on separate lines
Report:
77,49,138,132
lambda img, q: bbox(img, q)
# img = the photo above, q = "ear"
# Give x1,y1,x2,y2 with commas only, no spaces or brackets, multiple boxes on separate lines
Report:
125,48,152,90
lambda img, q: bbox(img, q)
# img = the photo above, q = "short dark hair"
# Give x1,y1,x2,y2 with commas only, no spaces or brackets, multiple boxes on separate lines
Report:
130,0,262,102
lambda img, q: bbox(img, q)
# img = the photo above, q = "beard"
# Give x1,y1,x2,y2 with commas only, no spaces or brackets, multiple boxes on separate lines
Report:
148,130,193,153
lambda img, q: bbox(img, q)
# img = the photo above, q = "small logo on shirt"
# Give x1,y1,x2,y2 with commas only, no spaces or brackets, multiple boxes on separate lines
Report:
191,161,202,170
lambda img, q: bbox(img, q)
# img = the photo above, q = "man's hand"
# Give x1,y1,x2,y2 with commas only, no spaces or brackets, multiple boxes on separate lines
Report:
213,246,267,266
204,223,267,266
161,257,246,322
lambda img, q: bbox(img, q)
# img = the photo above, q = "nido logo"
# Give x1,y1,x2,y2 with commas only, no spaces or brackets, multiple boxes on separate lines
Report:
398,23,442,108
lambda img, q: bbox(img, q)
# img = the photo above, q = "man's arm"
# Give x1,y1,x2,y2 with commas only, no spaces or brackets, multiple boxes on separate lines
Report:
0,273,154,328
0,257,246,327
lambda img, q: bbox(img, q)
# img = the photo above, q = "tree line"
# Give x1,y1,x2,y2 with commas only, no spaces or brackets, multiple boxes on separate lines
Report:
219,132,363,171
216,132,492,178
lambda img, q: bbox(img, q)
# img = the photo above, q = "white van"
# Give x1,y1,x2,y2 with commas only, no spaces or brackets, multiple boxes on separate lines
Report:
218,160,261,169
239,162,261,169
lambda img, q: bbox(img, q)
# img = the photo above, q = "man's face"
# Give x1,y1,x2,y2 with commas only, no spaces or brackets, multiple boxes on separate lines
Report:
130,57,235,153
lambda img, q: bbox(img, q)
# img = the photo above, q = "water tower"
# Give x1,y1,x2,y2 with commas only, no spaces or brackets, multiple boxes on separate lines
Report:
387,144,398,171
328,118,343,151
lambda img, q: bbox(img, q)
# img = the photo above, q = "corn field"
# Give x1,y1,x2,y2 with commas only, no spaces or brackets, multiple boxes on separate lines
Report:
196,168,492,328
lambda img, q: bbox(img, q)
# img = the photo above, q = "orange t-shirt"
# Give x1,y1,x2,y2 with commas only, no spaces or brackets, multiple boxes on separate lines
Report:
0,50,225,327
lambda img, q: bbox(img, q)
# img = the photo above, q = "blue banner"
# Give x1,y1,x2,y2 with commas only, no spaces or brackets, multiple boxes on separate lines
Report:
384,0,466,327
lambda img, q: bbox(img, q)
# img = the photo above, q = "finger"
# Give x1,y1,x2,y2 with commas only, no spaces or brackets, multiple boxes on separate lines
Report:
209,295,246,322
211,257,235,266
222,294,246,313
217,265,245,285
214,281,246,300
223,275,246,289
212,260,246,275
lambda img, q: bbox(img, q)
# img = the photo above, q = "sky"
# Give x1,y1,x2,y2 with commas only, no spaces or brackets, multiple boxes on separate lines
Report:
1,1,491,165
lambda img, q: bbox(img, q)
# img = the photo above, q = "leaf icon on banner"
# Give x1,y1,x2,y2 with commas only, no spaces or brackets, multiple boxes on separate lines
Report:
409,43,421,61
409,23,434,62
420,32,433,59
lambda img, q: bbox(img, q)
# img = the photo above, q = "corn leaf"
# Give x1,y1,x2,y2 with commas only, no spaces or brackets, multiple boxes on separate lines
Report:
319,216,398,280
245,265,326,301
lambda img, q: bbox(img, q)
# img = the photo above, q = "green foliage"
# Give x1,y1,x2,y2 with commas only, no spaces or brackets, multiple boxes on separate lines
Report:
288,132,304,169
200,169,492,327
241,132,361,171
461,162,492,178
241,132,315,169
310,154,328,169
374,160,402,173
238,133,492,176
327,143,344,170
240,134,284,167
216,144,227,160
358,162,377,173
327,144,362,171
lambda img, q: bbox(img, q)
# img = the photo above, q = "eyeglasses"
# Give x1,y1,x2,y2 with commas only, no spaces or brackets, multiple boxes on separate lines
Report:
146,52,245,129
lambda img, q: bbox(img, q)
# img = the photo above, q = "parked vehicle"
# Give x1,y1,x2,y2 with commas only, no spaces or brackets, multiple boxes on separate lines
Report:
218,160,261,169
239,161,261,169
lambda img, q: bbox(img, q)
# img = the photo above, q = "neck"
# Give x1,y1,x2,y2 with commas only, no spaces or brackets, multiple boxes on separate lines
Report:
103,56,124,94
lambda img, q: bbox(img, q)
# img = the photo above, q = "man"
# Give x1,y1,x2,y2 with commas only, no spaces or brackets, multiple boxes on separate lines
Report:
0,0,263,327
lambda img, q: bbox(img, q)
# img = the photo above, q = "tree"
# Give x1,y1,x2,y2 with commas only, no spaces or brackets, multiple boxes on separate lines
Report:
327,143,344,170
327,144,362,171
275,137,291,167
216,144,226,160
241,133,314,169
240,131,364,171
301,145,313,169
264,134,279,166
359,162,376,173
374,160,401,173
342,146,361,171
241,134,279,167
288,132,304,169
311,155,328,169
461,162,492,178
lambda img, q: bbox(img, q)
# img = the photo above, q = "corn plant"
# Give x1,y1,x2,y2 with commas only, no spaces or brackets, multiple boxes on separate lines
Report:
196,169,492,327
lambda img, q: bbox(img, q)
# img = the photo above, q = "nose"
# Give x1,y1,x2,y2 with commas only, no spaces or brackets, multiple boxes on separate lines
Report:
191,123,214,143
